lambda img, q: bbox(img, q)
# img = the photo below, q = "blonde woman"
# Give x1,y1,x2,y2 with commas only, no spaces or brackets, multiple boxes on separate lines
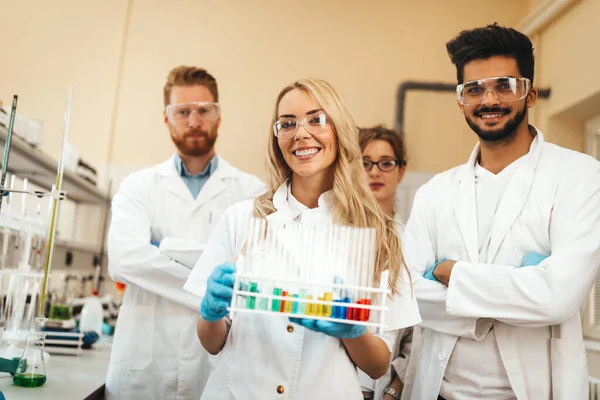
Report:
358,126,412,400
183,79,420,399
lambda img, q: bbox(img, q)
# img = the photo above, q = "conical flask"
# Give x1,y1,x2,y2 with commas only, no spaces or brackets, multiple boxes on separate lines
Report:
13,332,47,387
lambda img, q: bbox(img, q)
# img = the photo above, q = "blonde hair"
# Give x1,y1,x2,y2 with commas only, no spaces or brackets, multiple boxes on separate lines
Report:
253,78,406,294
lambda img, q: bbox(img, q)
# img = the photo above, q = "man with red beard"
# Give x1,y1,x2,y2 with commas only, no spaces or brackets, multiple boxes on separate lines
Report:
105,66,264,400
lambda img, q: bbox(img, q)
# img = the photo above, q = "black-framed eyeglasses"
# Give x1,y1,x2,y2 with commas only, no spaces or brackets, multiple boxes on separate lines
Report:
362,159,399,172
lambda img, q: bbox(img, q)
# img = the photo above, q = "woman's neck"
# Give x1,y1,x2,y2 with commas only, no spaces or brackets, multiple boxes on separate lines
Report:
290,172,334,209
379,196,395,216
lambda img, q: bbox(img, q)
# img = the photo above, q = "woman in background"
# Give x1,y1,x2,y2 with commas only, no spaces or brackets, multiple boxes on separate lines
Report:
358,125,412,400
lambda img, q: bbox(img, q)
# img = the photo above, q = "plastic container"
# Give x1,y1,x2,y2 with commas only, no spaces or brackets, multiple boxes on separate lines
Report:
79,290,103,336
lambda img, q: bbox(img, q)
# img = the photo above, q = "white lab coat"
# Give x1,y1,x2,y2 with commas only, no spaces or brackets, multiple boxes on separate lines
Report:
359,216,414,400
401,129,600,400
105,155,265,400
183,183,421,400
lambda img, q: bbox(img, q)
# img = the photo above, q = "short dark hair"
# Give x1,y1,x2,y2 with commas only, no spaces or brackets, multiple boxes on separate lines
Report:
358,125,407,167
446,23,535,84
163,66,219,106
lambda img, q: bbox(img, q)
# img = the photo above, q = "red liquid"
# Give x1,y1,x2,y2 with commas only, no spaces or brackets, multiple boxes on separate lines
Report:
280,291,287,312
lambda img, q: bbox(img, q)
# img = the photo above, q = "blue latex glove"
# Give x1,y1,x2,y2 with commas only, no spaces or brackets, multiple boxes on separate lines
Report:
520,251,548,267
151,241,160,247
200,263,236,322
289,317,367,339
423,259,447,282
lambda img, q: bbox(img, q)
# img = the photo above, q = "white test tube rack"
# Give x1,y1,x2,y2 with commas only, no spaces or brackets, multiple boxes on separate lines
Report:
229,270,390,331
227,218,391,334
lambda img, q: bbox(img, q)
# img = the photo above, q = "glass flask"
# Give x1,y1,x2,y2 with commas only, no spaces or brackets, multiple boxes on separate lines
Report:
13,332,47,387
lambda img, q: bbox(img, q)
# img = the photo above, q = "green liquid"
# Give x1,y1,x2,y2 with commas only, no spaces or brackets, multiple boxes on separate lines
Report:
246,282,258,309
49,304,73,320
13,373,47,387
272,288,282,312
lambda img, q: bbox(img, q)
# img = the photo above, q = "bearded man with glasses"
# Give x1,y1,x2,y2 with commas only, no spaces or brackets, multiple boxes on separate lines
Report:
106,66,264,400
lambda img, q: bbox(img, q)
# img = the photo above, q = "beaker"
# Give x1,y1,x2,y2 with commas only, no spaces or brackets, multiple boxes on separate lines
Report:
13,332,47,387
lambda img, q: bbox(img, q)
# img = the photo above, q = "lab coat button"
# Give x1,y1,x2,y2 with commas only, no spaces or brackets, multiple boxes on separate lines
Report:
438,353,446,361
277,385,285,394
286,324,294,333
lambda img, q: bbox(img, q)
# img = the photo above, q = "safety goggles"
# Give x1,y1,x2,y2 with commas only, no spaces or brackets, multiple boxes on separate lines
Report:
273,112,330,138
165,102,220,123
456,76,531,105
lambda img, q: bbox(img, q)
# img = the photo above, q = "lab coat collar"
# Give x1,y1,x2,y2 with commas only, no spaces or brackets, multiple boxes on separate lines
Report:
155,155,238,205
456,126,544,182
156,154,237,179
454,126,545,263
271,180,334,221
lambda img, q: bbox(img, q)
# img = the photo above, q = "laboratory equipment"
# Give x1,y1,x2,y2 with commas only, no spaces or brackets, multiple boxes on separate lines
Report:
0,95,18,214
79,290,103,336
13,332,47,387
38,85,73,320
228,218,390,333
0,86,74,377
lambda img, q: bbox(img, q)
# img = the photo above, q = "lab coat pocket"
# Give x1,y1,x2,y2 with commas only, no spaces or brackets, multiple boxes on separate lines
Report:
550,337,587,400
112,305,154,370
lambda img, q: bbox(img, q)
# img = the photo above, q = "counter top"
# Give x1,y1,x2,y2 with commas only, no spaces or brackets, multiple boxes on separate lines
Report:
0,337,111,399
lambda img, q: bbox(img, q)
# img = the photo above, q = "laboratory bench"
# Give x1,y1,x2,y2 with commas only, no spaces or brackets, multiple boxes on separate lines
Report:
0,336,112,399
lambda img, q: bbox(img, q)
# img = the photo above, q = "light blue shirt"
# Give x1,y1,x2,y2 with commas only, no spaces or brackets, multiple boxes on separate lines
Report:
174,154,219,199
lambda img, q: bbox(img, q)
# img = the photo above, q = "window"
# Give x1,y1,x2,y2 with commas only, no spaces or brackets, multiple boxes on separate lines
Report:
583,115,600,339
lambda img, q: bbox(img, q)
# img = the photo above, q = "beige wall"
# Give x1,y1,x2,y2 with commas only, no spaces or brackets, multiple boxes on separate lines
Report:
534,0,600,150
7,1,598,179
0,0,128,170
528,0,548,12
107,0,528,179
0,1,530,181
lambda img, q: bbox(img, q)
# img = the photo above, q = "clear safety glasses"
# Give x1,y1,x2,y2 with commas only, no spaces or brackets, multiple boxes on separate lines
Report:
456,76,531,105
273,112,331,138
165,102,220,123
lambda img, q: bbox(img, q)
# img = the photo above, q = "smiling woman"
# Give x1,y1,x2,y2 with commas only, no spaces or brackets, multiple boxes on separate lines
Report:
274,89,338,207
184,77,421,399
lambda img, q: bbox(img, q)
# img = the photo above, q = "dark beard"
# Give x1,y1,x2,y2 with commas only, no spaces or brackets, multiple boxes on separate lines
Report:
466,103,527,144
170,127,217,157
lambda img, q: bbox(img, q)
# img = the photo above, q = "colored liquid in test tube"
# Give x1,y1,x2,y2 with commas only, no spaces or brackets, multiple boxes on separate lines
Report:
272,288,282,312
317,295,324,317
285,293,294,313
280,291,287,312
331,276,344,319
357,299,370,321
306,294,314,316
297,289,307,315
246,282,258,310
323,292,333,317
292,294,299,314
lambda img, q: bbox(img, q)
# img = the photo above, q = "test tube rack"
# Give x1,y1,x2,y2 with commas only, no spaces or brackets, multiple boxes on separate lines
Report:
228,218,391,333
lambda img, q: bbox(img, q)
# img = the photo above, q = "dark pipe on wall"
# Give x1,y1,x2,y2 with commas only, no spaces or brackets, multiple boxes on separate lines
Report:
395,80,552,137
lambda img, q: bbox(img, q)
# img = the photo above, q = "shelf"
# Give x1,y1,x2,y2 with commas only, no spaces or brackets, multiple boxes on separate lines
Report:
0,124,110,204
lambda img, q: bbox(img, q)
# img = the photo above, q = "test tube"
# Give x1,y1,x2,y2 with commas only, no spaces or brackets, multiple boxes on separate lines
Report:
296,223,310,315
257,219,270,311
357,228,371,322
321,225,333,318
